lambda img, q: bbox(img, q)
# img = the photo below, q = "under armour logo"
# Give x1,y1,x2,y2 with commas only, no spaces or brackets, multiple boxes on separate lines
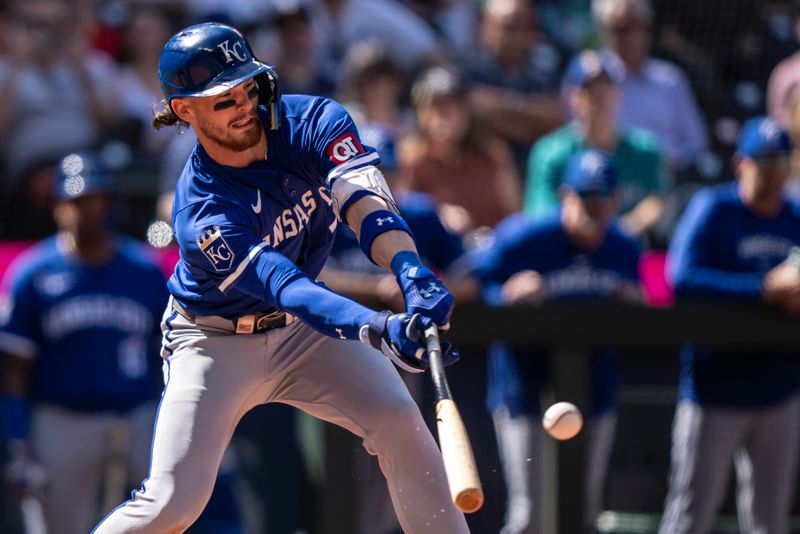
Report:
217,40,247,64
419,282,442,299
376,217,394,226
335,328,346,340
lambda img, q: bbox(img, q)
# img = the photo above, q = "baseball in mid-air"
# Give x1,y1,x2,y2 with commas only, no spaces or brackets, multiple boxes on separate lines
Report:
542,402,583,440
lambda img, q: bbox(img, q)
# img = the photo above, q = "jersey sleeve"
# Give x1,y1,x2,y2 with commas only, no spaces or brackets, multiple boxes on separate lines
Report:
0,260,41,359
305,98,381,191
667,190,763,300
472,214,533,305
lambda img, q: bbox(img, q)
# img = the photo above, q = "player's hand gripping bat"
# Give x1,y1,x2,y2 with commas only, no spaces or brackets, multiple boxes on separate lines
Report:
423,326,484,513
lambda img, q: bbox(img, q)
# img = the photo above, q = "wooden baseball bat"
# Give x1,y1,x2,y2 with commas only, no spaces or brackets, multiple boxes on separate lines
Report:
423,326,484,513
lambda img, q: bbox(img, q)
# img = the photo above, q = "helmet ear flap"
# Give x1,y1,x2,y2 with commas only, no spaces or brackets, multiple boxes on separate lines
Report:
255,66,281,130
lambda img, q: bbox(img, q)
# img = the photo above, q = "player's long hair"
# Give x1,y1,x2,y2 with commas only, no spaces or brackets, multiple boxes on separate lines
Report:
152,101,189,132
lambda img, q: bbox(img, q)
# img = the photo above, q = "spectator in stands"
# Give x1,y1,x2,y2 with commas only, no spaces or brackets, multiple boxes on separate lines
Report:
660,116,800,534
526,50,664,238
339,41,413,142
474,150,643,533
116,3,181,157
257,0,337,98
0,153,168,534
592,0,708,170
314,0,442,72
405,0,479,55
398,66,521,239
0,0,118,186
768,3,800,131
462,0,565,174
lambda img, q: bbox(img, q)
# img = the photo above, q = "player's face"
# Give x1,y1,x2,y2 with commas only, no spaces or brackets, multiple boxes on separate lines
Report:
562,190,617,248
54,193,112,240
739,153,791,204
604,9,651,70
573,77,617,125
184,80,263,152
418,95,470,145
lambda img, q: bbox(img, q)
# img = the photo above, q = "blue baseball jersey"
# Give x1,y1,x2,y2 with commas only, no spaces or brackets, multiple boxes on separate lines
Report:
326,191,466,275
668,182,800,406
0,237,168,412
474,212,641,416
169,95,380,319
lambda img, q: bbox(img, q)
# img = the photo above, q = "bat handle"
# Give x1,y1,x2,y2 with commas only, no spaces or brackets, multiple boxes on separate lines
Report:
424,326,452,401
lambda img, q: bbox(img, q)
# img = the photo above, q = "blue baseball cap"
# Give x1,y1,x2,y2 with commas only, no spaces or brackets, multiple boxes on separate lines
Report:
562,150,618,196
736,116,792,158
53,153,112,201
563,50,618,89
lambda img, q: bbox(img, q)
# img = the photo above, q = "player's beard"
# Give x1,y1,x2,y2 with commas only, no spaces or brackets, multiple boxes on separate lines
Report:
196,112,264,152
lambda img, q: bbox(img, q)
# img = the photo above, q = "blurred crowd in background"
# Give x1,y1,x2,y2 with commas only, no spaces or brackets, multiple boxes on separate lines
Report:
2,0,800,533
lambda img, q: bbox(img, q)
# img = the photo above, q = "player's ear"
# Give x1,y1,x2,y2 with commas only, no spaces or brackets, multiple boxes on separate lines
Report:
171,98,193,123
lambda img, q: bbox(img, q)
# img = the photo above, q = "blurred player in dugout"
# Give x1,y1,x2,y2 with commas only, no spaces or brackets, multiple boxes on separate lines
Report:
473,149,643,533
0,153,241,534
660,116,800,534
0,153,166,534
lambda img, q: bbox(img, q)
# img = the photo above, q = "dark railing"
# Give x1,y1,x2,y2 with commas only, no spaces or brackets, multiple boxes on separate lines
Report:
322,301,800,534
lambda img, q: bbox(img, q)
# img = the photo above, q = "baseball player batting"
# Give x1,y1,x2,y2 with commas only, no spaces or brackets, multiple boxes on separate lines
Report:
91,22,467,534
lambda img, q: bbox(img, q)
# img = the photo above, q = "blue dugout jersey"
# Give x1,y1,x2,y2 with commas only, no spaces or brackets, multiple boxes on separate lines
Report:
0,237,168,412
169,95,381,319
326,191,467,275
669,182,800,406
474,212,642,416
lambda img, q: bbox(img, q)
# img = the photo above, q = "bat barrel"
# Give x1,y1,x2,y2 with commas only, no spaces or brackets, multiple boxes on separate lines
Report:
424,326,452,402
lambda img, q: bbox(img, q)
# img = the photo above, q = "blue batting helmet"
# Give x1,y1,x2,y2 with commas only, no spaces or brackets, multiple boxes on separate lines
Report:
158,22,282,128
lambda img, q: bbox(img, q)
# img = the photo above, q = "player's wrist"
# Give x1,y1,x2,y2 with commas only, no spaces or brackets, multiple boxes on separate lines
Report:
360,211,413,265
390,251,423,276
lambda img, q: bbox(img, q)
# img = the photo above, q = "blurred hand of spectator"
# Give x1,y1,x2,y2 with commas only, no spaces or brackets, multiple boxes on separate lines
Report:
500,269,546,304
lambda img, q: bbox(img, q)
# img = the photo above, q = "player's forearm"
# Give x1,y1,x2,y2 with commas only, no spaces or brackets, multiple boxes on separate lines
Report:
345,195,419,272
277,276,376,340
672,267,764,300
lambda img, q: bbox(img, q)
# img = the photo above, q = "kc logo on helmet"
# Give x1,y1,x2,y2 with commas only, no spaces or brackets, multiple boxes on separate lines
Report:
327,133,365,164
217,40,247,64
196,226,235,271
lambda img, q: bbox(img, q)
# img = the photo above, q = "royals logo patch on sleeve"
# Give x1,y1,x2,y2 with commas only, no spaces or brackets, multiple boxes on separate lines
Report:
327,133,365,164
196,226,235,271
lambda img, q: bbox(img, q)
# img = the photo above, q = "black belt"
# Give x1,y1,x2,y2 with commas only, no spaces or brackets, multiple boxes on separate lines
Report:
171,300,295,334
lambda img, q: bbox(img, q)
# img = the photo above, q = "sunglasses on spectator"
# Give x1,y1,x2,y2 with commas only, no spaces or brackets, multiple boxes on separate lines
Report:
753,153,790,167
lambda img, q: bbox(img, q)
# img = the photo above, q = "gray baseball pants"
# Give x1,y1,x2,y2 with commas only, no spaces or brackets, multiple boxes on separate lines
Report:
492,407,617,534
92,305,469,534
32,402,155,534
659,396,800,534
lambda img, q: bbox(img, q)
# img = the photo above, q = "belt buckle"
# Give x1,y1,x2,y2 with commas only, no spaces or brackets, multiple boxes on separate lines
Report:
236,315,256,334
255,311,285,333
